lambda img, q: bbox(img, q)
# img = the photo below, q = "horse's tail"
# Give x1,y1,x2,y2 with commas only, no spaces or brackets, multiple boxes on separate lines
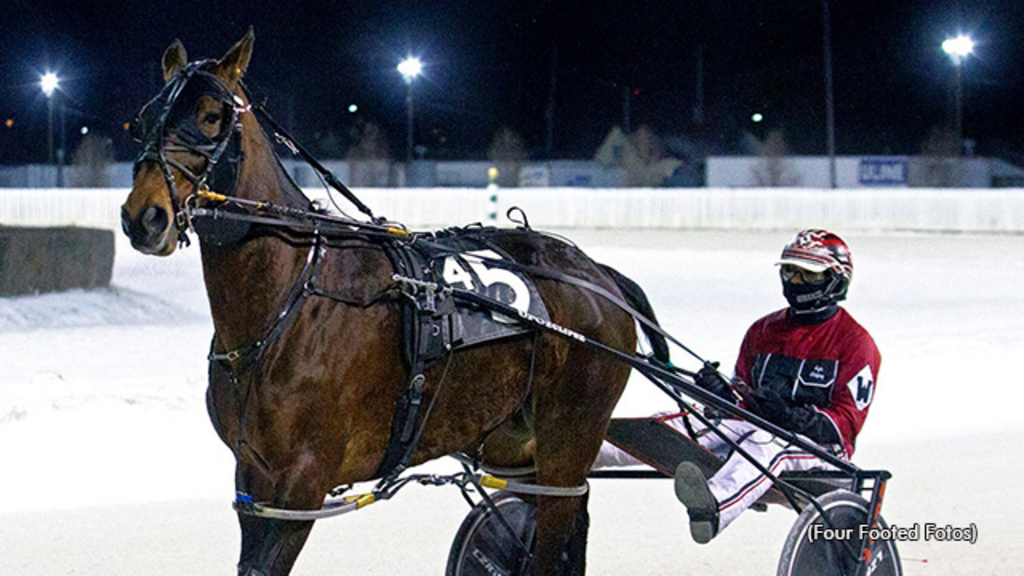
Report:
597,263,671,364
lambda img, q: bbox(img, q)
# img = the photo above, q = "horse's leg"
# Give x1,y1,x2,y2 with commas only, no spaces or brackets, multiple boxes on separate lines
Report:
531,347,630,575
533,483,595,575
564,491,590,571
237,515,314,576
235,456,322,576
531,490,591,575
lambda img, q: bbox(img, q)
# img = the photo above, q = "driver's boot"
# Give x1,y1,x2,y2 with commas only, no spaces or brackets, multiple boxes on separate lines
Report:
674,462,720,544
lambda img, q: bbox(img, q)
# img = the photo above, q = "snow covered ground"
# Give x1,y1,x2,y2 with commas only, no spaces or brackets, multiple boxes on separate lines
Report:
2,227,1023,575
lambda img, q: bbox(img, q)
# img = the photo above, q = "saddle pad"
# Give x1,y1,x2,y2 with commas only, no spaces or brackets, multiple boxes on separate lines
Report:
427,238,550,350
605,417,723,478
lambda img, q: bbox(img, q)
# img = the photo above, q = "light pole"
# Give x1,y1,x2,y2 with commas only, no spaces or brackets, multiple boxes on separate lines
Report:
397,57,422,165
942,34,974,155
823,0,837,188
40,72,59,166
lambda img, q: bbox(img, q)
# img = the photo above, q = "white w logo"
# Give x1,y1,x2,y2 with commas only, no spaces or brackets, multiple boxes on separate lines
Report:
846,365,875,411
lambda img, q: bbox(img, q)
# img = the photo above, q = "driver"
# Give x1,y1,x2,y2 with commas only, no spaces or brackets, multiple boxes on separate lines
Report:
595,229,881,544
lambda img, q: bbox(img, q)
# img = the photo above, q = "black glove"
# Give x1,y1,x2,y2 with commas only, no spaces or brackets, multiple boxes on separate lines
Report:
694,361,735,404
749,387,842,446
748,387,791,427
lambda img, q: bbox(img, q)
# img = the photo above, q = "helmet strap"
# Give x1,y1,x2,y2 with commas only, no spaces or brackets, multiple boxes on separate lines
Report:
787,302,839,325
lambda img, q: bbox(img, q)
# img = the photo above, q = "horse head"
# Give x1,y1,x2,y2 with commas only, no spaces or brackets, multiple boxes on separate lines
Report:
120,29,254,255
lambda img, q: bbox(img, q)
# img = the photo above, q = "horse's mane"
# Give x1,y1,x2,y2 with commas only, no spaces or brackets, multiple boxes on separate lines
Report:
269,152,313,210
244,99,312,211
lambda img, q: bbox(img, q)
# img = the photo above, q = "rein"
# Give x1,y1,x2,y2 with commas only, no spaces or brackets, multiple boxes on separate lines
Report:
188,188,408,239
246,99,379,222
191,190,712,371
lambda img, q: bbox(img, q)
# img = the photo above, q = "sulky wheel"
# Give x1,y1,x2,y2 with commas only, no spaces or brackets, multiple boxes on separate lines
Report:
778,489,902,576
446,491,536,576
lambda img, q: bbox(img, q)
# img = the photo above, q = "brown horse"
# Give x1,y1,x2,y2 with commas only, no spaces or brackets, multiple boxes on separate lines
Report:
121,30,649,575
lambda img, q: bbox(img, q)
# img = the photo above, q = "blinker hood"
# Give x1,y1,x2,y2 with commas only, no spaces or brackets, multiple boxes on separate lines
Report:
133,62,238,150
131,61,244,197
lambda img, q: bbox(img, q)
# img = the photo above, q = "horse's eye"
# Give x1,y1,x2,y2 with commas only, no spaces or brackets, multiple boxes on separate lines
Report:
203,112,222,125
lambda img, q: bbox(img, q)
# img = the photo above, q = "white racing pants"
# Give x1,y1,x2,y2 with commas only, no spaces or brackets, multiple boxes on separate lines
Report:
594,411,843,533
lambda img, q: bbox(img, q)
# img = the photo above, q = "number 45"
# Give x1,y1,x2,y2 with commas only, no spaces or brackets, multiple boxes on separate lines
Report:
443,250,532,319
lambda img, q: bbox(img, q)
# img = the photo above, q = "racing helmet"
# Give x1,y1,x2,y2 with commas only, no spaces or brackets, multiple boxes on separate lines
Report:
776,229,853,311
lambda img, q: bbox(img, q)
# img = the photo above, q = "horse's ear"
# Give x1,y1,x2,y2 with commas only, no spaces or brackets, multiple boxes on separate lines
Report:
216,27,255,86
162,39,188,82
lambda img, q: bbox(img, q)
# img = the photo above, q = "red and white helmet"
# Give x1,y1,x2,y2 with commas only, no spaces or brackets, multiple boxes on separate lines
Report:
777,229,853,304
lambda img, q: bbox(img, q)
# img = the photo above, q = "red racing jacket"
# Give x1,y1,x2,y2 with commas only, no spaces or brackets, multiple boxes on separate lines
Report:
733,307,881,457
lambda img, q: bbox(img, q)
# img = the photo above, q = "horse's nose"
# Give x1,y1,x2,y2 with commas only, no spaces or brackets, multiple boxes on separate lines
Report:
141,206,169,236
121,204,169,247
120,206,131,237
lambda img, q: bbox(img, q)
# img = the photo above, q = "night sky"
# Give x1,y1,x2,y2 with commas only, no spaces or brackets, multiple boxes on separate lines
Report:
2,1,1023,165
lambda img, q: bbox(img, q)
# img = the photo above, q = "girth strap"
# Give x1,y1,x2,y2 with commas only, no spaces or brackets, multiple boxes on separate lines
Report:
372,241,448,482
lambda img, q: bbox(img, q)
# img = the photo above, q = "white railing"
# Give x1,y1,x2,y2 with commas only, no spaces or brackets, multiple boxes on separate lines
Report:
0,189,127,230
3,187,1023,233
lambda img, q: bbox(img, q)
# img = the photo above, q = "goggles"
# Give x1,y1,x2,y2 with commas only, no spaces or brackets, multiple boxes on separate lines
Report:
780,264,827,285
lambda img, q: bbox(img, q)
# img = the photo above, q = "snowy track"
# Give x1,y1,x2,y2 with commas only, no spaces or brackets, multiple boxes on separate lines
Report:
2,229,1022,574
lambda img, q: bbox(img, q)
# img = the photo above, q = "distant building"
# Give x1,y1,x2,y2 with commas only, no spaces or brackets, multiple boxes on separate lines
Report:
706,156,1024,188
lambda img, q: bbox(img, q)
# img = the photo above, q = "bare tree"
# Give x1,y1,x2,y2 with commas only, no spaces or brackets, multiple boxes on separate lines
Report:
751,129,799,187
346,123,392,187
347,123,391,161
71,134,114,187
915,125,961,187
623,125,678,187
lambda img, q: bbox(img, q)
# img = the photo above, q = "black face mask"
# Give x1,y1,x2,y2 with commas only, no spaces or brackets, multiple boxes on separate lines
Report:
782,279,839,324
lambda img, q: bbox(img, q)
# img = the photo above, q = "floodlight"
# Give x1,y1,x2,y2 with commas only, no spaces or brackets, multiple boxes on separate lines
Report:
942,35,974,64
41,72,60,97
397,57,423,84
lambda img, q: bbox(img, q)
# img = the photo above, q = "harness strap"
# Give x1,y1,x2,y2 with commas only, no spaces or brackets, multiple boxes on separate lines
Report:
187,196,407,237
444,246,708,366
235,470,587,521
447,285,859,475
371,241,451,483
375,348,457,489
209,234,325,372
246,97,378,222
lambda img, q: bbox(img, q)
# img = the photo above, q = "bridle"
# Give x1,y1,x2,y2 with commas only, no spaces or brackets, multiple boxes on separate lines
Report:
131,60,249,247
